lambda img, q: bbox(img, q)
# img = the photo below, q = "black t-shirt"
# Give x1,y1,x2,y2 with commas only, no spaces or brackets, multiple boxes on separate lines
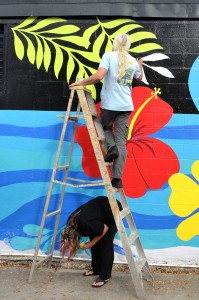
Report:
67,196,122,237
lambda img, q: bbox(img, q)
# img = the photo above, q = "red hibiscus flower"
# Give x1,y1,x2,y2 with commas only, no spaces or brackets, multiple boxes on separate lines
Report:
75,86,180,198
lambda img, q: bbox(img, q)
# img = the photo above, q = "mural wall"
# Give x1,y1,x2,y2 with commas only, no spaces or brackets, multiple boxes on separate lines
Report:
0,17,199,266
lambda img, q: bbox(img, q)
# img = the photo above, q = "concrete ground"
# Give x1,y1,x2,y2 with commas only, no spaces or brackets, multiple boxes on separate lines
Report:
0,262,199,300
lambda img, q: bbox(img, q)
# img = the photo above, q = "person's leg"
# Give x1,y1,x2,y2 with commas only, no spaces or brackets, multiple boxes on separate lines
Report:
100,109,116,149
90,239,101,275
111,111,131,181
92,225,117,287
100,109,119,162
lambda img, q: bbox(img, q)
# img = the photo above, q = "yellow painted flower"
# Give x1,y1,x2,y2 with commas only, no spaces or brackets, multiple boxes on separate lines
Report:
169,160,199,241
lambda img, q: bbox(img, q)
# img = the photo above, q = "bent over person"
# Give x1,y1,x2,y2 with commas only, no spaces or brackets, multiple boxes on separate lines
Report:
60,196,122,287
70,33,143,189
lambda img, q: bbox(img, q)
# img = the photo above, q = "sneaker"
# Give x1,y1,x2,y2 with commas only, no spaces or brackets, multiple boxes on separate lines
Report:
104,146,119,162
111,178,123,189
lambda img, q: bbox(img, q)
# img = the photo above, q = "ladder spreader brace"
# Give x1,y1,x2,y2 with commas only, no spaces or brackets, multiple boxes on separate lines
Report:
28,86,153,299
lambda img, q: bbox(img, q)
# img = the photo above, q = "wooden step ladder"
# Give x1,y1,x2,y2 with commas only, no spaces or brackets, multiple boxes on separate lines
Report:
28,86,153,299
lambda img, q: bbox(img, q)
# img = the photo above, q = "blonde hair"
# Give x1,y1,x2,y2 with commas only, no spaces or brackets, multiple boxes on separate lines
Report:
112,33,131,78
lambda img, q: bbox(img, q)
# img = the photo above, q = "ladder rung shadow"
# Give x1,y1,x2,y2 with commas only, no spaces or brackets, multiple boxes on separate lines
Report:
56,165,69,170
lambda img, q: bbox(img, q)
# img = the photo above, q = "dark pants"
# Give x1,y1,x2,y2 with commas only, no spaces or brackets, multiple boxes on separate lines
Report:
101,109,131,179
89,225,117,280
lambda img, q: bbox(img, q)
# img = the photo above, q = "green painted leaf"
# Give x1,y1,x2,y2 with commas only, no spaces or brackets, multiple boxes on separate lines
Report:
100,18,134,29
83,24,100,40
111,24,143,38
12,30,24,60
13,16,37,30
130,43,163,53
26,17,67,32
130,31,157,43
66,54,75,83
40,25,80,35
54,44,63,78
22,33,35,64
43,39,51,71
93,31,105,58
54,36,90,49
35,36,43,69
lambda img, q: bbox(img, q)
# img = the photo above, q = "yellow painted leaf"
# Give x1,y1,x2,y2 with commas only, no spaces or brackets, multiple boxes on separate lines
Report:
22,33,35,64
40,25,79,35
129,31,157,43
76,64,85,81
111,24,143,38
100,18,134,29
26,17,67,32
83,24,100,40
72,49,100,63
21,32,35,64
12,30,24,60
105,38,113,52
88,84,97,100
35,36,43,69
54,44,63,79
54,36,90,49
13,16,37,30
86,66,98,75
43,39,51,71
66,54,75,83
93,31,105,58
130,43,163,53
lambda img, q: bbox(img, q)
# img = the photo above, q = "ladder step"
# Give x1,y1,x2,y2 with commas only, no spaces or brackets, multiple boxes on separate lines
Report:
52,179,104,188
136,257,147,274
46,209,61,218
128,232,139,244
56,115,84,120
56,165,69,170
120,207,131,219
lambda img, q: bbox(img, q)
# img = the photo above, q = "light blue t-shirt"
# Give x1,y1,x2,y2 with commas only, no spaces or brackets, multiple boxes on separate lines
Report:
99,51,141,111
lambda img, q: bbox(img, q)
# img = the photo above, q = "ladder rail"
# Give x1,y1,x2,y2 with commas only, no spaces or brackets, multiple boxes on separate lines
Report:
28,86,153,299
29,89,75,283
48,101,82,267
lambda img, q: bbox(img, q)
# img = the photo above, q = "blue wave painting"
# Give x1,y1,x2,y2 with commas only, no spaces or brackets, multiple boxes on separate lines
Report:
0,110,199,256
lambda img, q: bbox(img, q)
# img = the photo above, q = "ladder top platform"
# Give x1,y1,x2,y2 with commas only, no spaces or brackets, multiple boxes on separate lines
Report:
69,86,91,93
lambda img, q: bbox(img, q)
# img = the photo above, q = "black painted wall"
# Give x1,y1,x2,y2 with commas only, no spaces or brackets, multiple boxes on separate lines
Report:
0,18,199,113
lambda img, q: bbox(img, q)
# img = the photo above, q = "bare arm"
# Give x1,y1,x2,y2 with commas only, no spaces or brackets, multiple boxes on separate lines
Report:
69,68,108,88
80,224,109,249
135,58,143,82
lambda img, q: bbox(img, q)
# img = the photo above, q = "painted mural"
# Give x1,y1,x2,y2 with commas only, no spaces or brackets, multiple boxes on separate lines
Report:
0,17,199,265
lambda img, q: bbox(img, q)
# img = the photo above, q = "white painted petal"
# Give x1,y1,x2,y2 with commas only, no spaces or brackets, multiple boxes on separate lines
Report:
142,53,170,62
143,63,175,78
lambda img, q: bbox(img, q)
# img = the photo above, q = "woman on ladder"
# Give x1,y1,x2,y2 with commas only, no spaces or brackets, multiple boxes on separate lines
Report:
70,33,143,189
